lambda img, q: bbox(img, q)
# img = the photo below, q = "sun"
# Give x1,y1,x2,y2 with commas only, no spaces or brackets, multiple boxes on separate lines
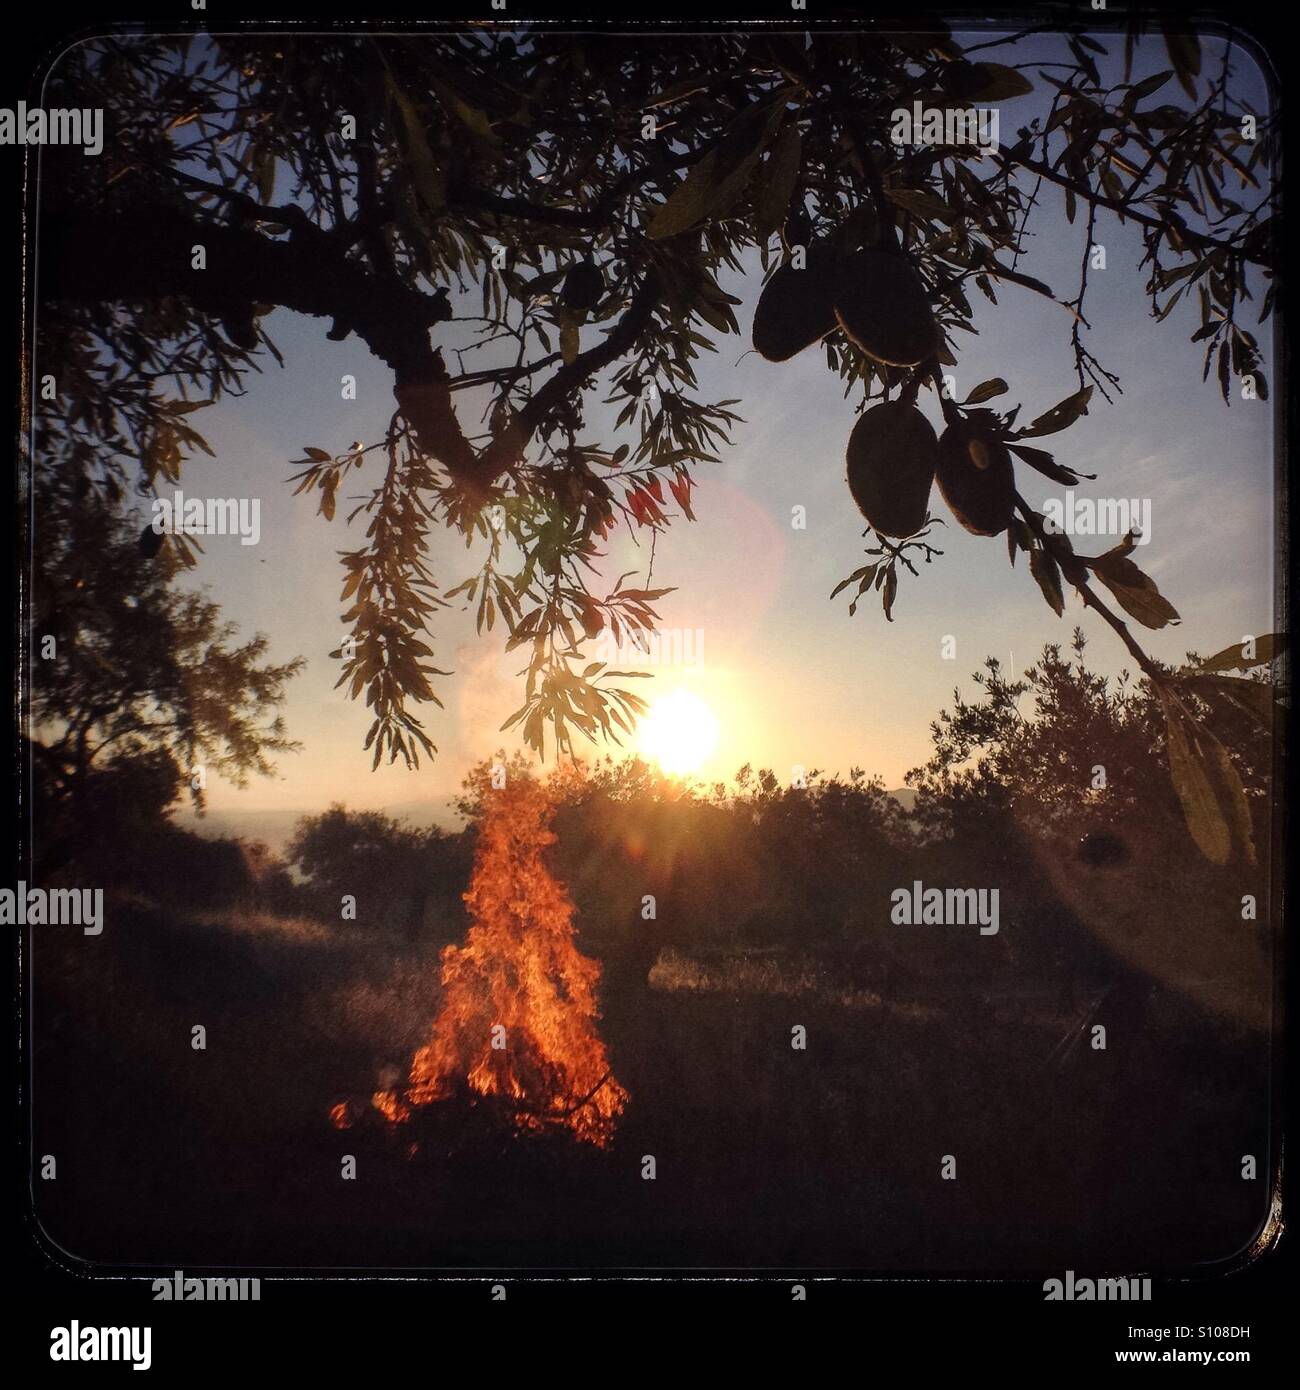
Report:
638,689,720,778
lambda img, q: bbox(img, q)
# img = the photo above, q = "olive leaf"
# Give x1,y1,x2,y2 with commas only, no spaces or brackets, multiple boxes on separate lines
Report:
560,319,580,366
1159,690,1254,866
1085,542,1180,629
881,565,898,621
648,98,785,239
1006,516,1032,568
692,269,743,335
386,78,448,212
1161,22,1202,99
1174,672,1276,732
885,185,955,224
1029,545,1064,616
1016,386,1093,439
964,378,1008,405
832,561,878,603
1127,69,1175,102
755,120,803,240
253,145,276,206
982,257,1055,300
1007,442,1095,485
969,62,1035,101
1194,632,1286,672
427,71,501,150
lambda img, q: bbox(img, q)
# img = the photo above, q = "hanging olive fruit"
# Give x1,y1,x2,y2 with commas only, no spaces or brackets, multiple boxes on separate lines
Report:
936,413,1016,536
751,242,838,362
139,523,165,559
846,401,938,539
833,248,939,368
560,258,605,314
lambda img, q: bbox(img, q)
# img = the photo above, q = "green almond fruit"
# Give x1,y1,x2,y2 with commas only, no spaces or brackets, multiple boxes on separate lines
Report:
936,418,1015,536
846,401,938,538
752,244,839,362
834,248,939,368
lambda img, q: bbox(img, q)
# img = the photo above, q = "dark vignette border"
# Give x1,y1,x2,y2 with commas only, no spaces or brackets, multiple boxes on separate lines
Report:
2,0,1292,1365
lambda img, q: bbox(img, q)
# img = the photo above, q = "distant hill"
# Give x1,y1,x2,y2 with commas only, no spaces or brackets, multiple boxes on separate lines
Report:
180,786,920,852
177,798,454,852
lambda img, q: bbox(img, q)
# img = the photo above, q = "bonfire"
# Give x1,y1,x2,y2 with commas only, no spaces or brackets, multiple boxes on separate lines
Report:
371,773,627,1147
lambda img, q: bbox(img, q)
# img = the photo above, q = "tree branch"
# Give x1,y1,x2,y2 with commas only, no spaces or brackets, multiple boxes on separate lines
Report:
41,208,449,383
994,150,1272,267
515,272,662,443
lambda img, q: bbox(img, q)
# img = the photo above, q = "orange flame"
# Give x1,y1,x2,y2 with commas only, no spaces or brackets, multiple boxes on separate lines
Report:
374,773,627,1146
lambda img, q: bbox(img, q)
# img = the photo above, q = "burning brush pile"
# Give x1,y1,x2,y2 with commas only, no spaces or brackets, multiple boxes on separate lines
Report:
337,774,627,1148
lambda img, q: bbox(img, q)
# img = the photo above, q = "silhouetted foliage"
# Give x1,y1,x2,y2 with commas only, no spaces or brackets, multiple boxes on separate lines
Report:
287,805,472,939
909,628,1274,854
27,477,304,848
32,25,1279,803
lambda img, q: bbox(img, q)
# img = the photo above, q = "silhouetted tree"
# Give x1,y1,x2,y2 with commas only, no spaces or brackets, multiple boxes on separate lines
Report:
28,478,304,867
909,629,1274,857
32,23,1280,858
287,805,470,937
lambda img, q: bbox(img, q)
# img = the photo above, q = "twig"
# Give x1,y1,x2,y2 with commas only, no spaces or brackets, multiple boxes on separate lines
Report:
1013,493,1165,684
